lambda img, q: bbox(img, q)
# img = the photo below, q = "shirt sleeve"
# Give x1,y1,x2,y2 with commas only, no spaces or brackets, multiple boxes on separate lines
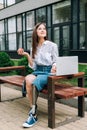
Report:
28,48,36,70
52,44,59,66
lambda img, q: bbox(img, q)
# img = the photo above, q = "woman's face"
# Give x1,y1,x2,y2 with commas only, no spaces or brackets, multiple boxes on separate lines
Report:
36,24,47,39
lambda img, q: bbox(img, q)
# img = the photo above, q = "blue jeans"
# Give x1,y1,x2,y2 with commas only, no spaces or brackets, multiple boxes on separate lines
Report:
32,65,52,91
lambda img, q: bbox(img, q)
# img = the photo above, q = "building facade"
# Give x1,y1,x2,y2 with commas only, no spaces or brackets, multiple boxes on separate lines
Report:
0,0,87,62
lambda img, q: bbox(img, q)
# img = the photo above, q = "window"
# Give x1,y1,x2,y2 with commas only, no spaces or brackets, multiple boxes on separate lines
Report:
8,17,16,33
7,0,15,6
52,0,71,24
26,31,32,50
80,0,87,49
0,20,5,50
17,15,22,48
0,0,4,9
36,7,46,23
8,17,16,50
47,6,51,27
79,22,87,50
26,11,34,50
26,11,34,30
8,34,16,50
80,0,87,21
0,20,4,35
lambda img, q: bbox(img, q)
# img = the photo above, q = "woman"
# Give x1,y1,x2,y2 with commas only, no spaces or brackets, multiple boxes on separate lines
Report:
17,22,59,128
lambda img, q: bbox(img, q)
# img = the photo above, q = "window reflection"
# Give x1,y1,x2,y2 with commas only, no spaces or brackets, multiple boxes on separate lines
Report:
0,20,5,50
8,17,16,33
8,34,16,50
17,15,22,48
80,0,87,21
0,20,4,34
26,11,34,50
26,11,34,30
8,17,16,50
0,0,4,9
80,0,87,49
7,0,15,6
52,0,71,24
36,7,46,23
26,31,32,50
80,22,87,49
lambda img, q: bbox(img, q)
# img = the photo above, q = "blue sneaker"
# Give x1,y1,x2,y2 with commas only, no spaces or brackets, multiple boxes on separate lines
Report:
23,114,38,128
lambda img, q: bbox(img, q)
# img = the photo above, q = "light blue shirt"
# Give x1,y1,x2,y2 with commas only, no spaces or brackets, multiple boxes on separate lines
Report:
29,40,59,70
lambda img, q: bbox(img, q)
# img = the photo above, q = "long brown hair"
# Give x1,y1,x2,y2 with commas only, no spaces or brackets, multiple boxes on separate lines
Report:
32,22,47,58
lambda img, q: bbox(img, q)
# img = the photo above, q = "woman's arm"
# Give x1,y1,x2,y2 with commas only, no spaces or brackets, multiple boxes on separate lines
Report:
17,48,33,67
51,44,59,73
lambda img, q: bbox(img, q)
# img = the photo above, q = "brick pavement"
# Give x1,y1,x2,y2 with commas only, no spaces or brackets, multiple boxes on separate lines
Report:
0,85,87,130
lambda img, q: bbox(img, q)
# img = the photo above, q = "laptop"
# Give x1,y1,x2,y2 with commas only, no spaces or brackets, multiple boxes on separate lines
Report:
56,56,78,76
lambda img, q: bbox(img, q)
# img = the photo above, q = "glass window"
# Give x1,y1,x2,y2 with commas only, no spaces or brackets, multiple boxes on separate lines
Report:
0,34,5,50
0,0,4,9
17,15,22,48
8,34,16,50
52,0,71,24
53,27,60,47
17,15,22,32
62,26,69,49
3,0,25,7
47,6,51,27
79,22,87,50
17,32,22,48
26,31,32,50
8,17,16,50
26,11,34,30
7,0,15,6
0,20,4,34
8,17,16,33
36,7,46,23
0,20,5,50
80,0,87,21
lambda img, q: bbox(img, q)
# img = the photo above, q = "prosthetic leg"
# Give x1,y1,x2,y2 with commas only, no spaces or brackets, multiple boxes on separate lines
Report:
29,85,39,115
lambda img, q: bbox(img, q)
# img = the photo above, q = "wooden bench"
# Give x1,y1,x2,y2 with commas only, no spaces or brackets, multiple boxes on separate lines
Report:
0,66,87,128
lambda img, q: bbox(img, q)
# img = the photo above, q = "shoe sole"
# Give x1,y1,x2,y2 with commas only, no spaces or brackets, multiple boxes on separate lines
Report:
23,120,37,128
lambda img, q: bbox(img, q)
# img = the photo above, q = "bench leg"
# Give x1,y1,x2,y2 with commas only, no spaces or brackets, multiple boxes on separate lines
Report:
48,78,55,129
22,80,26,97
78,95,85,117
78,77,85,117
48,95,55,128
0,84,1,102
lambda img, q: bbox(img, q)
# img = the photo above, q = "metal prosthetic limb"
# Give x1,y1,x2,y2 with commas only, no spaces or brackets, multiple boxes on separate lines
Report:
29,85,39,115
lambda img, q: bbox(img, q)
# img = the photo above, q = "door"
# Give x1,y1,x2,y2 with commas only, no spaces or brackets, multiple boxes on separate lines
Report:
53,25,70,56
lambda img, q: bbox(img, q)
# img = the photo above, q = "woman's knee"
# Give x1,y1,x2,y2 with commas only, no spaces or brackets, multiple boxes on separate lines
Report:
25,74,36,85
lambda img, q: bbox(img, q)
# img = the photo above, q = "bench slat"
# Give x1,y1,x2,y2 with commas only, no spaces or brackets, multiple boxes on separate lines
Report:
0,66,25,72
0,75,25,87
55,89,84,99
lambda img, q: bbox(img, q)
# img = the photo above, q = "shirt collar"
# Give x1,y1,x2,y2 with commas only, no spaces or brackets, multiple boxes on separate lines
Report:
43,40,48,45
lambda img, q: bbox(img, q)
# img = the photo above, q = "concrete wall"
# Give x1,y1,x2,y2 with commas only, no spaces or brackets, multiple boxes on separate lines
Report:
0,0,59,20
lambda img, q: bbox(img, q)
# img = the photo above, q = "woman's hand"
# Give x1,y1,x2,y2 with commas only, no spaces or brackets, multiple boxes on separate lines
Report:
17,48,28,56
17,48,33,67
17,48,24,55
51,65,56,73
